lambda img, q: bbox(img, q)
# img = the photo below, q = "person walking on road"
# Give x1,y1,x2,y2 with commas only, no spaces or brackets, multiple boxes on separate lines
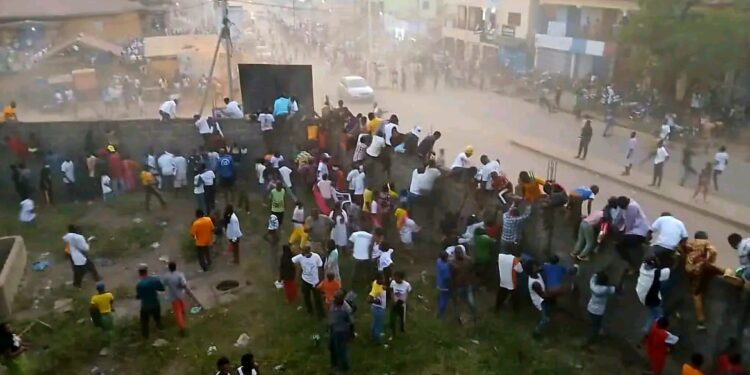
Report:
712,145,729,191
679,143,697,186
575,116,593,160
649,140,669,188
622,132,637,176
692,162,712,202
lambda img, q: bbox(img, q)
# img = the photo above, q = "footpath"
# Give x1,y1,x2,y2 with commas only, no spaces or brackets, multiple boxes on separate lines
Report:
511,134,750,234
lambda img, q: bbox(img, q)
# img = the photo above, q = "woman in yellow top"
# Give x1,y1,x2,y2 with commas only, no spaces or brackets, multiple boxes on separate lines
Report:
518,171,545,202
2,102,17,122
90,282,115,340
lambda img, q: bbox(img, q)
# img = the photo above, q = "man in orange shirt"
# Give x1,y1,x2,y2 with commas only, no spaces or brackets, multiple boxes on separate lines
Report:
682,353,704,375
190,209,214,271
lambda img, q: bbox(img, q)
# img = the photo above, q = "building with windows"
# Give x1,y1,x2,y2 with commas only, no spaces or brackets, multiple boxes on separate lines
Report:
533,0,638,80
441,0,537,71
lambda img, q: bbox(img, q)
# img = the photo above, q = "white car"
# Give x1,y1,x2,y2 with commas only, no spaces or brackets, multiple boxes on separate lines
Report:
337,76,374,102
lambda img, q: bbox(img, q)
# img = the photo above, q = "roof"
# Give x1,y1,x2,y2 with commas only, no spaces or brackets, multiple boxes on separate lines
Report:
0,0,143,21
143,35,219,58
342,75,366,81
44,34,124,59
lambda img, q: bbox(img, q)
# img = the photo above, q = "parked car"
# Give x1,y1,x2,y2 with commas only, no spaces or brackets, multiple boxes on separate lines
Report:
337,75,374,102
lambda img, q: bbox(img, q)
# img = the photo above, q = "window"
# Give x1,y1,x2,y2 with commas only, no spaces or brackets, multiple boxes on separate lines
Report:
422,0,429,10
507,12,521,26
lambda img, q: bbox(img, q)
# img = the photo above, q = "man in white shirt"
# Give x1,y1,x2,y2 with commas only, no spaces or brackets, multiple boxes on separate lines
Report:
712,145,729,191
366,135,386,158
349,230,374,285
496,253,524,312
390,271,412,335
650,140,669,188
479,155,501,191
63,224,100,288
158,98,178,121
258,108,275,151
60,159,76,199
317,155,330,181
173,153,188,195
623,131,637,176
383,120,399,147
19,198,35,223
317,174,335,208
450,146,474,177
157,151,176,191
222,97,244,119
199,165,216,213
292,247,325,317
346,167,360,193
649,212,688,267
659,119,671,142
193,115,212,143
352,166,366,206
278,164,294,193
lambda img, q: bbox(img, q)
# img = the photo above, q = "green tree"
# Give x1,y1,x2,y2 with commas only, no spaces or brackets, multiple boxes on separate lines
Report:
619,0,750,101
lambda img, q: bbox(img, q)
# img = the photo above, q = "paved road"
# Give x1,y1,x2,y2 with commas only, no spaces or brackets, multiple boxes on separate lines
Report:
307,60,745,267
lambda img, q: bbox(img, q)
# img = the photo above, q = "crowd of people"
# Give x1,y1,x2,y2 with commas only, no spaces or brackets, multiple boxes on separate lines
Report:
1,20,750,375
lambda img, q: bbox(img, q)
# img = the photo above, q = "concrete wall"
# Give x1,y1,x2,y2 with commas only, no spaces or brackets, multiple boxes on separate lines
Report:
0,236,27,319
3,119,262,161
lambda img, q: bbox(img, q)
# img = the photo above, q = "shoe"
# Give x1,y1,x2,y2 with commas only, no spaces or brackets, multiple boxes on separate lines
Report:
576,255,589,262
569,252,577,258
696,323,707,331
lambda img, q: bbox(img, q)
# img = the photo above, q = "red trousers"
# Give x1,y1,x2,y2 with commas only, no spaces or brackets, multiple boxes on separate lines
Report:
171,299,186,329
283,279,298,304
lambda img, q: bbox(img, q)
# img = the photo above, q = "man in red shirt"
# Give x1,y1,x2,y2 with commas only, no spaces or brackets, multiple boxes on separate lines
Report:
107,148,125,194
645,317,679,375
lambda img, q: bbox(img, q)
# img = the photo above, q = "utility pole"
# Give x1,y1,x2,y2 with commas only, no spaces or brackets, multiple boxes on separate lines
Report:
222,1,233,99
199,0,233,116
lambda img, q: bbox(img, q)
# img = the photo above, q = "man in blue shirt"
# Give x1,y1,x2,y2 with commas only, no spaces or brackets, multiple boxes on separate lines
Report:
273,95,290,118
572,184,599,216
436,251,452,319
217,149,235,202
136,264,165,338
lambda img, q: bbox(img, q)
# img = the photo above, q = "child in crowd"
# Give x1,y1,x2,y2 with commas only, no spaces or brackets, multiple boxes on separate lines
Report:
317,272,342,310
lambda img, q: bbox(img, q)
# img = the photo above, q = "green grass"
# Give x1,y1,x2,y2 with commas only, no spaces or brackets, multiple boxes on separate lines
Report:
5,192,628,375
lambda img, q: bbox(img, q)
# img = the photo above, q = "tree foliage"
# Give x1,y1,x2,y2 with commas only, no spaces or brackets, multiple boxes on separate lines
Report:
619,0,750,92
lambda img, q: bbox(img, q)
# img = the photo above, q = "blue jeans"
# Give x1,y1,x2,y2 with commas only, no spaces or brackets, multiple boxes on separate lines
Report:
437,289,451,319
455,286,478,320
329,331,349,372
534,300,551,336
194,193,207,213
643,305,663,333
371,306,385,342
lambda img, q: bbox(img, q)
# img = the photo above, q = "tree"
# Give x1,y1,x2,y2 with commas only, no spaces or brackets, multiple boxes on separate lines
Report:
619,0,750,102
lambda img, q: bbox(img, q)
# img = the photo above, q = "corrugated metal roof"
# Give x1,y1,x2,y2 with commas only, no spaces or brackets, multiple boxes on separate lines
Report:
0,0,143,21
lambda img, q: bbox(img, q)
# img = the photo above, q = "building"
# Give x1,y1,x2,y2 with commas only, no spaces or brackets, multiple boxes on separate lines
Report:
441,0,537,71
533,0,638,80
0,0,144,44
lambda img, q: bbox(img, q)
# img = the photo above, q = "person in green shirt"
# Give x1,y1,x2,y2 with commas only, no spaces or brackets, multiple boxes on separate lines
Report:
473,227,497,289
269,182,286,225
136,264,165,339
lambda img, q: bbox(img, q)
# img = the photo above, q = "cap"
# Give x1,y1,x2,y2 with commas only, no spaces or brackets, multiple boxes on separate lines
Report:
106,145,116,153
322,153,331,159
95,281,105,291
465,145,474,154
137,263,148,272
